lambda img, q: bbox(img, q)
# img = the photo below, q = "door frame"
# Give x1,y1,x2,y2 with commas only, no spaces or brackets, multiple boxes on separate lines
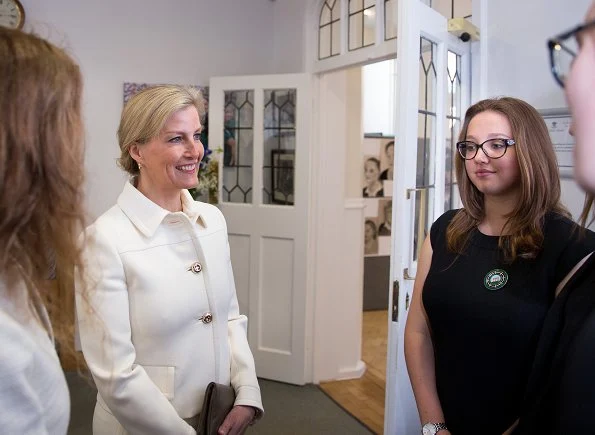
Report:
304,0,488,431
209,74,315,385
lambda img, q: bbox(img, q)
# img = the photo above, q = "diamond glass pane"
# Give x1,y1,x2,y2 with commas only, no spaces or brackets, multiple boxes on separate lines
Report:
263,89,296,206
331,0,341,20
320,3,331,25
419,37,437,114
222,90,254,204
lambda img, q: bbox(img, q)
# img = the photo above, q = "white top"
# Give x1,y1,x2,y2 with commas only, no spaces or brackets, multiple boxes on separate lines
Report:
0,279,70,434
76,181,262,435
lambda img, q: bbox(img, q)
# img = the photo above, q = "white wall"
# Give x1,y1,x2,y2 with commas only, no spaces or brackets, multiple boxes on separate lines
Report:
362,59,396,136
272,0,307,73
21,0,278,220
486,0,592,221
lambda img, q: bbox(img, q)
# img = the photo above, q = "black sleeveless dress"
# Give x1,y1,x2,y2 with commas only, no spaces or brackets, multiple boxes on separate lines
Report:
515,253,595,434
422,209,595,435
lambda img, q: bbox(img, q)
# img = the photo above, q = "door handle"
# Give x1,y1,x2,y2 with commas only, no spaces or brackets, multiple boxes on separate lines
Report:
392,280,399,322
405,186,429,268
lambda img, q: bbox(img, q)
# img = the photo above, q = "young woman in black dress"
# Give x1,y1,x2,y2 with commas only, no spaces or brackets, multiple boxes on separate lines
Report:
515,3,595,433
404,97,595,435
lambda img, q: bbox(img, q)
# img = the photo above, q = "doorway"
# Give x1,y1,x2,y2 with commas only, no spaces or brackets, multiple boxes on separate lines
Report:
318,58,396,434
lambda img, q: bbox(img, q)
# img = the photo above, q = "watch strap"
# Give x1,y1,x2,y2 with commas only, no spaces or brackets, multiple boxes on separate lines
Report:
434,422,448,431
422,422,448,434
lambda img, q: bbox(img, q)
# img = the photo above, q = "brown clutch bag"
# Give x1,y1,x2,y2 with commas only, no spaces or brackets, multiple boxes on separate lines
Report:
197,382,236,435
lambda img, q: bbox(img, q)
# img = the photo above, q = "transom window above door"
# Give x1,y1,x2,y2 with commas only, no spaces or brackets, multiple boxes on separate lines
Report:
317,0,472,63
318,0,397,61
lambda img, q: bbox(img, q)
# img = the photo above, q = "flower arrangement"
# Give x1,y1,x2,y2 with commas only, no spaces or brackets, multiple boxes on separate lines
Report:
189,146,222,204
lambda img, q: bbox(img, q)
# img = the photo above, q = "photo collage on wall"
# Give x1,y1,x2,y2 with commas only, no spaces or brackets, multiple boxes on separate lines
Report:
362,135,394,257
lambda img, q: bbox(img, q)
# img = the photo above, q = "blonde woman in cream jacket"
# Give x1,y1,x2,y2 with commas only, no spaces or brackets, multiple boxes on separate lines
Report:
76,85,262,435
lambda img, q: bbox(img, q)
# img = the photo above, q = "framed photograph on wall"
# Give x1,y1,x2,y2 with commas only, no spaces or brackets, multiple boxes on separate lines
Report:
271,149,295,205
540,108,574,178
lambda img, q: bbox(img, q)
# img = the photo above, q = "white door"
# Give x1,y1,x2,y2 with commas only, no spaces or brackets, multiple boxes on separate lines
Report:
385,1,473,433
209,74,312,385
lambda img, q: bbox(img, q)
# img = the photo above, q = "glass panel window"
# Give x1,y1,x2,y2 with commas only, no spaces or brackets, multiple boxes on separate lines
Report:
263,89,296,206
363,6,376,46
349,0,376,51
445,50,462,210
222,90,254,204
319,0,341,59
319,25,331,59
384,0,397,40
419,37,437,114
413,37,437,261
424,0,473,20
350,0,363,13
332,21,341,56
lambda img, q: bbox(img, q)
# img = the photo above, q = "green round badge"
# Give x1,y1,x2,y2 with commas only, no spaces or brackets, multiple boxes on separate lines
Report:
484,269,508,290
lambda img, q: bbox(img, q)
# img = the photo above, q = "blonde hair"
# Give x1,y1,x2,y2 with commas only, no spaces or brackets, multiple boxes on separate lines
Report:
447,97,569,262
0,28,86,359
117,85,205,175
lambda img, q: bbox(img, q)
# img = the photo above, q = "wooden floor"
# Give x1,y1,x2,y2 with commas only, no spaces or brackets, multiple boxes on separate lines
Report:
319,310,388,434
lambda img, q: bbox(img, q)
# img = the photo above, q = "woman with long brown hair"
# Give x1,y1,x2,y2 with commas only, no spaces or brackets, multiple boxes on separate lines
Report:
404,97,595,435
0,28,86,433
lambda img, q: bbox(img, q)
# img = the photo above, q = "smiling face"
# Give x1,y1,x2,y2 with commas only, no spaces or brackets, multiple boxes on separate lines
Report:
566,2,595,193
131,106,204,201
464,111,521,201
364,159,380,184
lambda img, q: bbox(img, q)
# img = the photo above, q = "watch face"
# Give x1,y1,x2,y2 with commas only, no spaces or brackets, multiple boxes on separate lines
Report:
0,0,25,29
422,424,435,435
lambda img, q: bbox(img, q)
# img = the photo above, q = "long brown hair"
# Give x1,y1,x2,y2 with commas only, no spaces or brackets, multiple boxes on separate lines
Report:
579,194,594,228
447,97,569,262
0,28,86,360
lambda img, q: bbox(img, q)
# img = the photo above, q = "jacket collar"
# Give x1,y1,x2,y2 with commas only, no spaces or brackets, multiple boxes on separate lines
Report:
117,180,207,238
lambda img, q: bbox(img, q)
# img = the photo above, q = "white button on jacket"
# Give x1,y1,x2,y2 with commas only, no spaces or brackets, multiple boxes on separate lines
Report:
76,181,263,435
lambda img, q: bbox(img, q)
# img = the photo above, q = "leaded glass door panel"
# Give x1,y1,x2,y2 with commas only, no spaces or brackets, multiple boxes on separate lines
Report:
385,0,472,433
208,74,311,385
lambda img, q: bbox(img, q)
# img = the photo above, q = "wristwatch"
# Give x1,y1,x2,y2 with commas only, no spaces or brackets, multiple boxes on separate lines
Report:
422,422,448,434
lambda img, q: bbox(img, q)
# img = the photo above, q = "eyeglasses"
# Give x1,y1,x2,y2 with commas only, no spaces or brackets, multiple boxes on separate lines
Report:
548,19,595,87
456,138,516,160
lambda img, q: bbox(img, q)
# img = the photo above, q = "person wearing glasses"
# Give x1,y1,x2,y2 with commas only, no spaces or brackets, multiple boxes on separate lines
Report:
515,4,595,434
404,96,595,435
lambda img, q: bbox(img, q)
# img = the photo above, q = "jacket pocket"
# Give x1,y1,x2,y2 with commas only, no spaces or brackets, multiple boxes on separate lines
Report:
142,365,175,400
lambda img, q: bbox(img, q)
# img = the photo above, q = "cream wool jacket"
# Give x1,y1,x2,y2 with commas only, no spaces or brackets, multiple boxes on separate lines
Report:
76,181,262,435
